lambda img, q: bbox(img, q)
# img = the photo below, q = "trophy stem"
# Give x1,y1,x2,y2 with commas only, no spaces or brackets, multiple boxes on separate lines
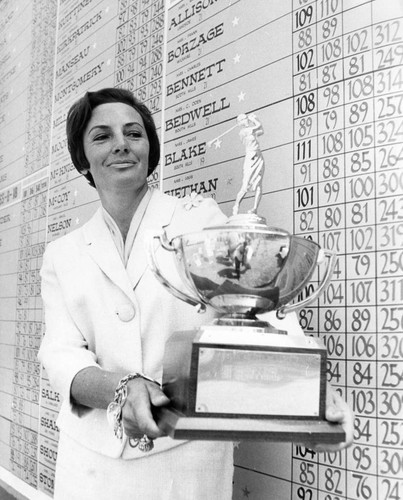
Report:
213,315,283,332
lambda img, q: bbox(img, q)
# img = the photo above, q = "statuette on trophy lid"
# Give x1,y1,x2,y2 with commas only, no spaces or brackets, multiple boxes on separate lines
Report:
209,113,265,216
149,113,345,444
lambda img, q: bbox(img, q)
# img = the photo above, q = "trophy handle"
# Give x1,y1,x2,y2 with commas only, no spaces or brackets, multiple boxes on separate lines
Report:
276,250,337,319
148,230,207,313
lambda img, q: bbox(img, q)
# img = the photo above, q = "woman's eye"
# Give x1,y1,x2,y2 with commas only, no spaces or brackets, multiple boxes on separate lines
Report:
93,134,108,141
127,130,142,138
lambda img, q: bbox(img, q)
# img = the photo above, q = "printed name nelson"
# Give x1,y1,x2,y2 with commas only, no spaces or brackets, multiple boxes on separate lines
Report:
167,23,224,63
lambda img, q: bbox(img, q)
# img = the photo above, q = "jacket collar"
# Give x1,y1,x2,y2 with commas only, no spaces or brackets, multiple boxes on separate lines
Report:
82,190,177,297
126,189,177,289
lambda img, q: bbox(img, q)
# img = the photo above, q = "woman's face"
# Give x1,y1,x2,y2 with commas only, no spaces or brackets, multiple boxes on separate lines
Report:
83,102,150,197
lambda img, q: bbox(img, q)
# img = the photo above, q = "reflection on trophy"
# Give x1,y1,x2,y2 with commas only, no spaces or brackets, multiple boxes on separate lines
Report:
150,114,345,443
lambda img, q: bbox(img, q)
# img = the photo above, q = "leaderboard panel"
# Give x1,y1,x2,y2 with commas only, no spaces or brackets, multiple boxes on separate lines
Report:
39,0,118,494
233,1,403,499
0,0,57,493
0,0,166,497
163,0,296,230
39,0,166,495
290,1,403,500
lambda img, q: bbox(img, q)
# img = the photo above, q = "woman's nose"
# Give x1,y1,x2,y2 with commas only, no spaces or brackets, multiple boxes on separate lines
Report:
113,134,129,153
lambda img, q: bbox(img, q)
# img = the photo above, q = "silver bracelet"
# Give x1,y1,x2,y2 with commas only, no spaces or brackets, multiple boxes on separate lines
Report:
106,372,161,441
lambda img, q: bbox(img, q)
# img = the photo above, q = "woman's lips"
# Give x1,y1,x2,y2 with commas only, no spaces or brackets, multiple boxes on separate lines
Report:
108,161,136,168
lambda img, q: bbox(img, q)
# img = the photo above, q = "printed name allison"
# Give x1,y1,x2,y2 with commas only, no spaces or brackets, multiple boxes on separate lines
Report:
169,0,219,30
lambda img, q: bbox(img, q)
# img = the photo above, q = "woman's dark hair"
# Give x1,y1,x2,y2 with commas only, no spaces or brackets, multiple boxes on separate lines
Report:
66,88,160,187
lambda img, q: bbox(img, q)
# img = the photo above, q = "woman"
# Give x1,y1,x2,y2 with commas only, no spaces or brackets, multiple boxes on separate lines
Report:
39,88,353,499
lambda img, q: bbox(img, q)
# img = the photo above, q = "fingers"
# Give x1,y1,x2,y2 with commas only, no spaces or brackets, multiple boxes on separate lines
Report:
305,389,355,453
122,379,169,440
326,391,354,447
307,443,341,453
325,391,345,422
148,382,170,408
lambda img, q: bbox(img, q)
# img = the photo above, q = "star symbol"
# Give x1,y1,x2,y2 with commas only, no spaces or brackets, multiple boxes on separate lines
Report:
233,53,241,64
238,91,246,102
242,485,251,497
232,17,239,26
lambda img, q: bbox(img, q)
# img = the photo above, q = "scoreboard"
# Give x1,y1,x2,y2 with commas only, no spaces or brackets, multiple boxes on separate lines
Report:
0,1,402,498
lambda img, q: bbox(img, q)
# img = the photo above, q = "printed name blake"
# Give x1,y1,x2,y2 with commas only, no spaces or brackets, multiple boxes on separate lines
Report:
165,142,206,166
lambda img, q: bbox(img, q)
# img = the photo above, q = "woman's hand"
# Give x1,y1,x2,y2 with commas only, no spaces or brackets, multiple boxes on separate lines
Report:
121,377,170,439
305,387,354,453
323,388,354,451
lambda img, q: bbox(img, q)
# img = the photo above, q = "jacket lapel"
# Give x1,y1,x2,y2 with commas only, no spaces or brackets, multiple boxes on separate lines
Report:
83,208,136,301
127,190,177,290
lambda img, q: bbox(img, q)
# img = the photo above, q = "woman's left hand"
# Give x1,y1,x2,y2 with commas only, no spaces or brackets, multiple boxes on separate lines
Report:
304,387,354,453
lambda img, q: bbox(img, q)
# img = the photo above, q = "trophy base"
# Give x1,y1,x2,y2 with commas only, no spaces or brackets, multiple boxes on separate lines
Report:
163,325,327,420
156,406,346,443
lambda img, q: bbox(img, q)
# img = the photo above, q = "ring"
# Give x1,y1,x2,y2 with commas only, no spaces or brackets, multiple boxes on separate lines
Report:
138,434,154,452
128,434,155,452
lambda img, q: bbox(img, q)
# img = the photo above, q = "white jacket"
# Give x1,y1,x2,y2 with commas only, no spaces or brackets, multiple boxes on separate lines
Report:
38,190,226,458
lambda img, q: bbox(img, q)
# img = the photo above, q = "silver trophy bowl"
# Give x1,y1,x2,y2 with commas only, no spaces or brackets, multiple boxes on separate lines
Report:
149,213,336,327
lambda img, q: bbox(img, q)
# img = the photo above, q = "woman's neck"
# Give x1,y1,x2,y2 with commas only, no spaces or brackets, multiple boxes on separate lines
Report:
100,184,148,241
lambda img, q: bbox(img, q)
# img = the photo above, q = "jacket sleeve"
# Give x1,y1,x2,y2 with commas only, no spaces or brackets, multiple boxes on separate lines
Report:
38,241,100,410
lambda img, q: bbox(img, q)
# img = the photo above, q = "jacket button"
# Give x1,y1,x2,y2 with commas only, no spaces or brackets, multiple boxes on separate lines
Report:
116,304,135,322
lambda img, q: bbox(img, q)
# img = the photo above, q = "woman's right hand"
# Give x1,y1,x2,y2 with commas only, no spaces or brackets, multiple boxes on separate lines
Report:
121,377,170,439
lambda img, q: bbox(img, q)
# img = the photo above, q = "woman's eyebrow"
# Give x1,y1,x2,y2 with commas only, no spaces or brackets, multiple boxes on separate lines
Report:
124,121,144,129
87,125,110,135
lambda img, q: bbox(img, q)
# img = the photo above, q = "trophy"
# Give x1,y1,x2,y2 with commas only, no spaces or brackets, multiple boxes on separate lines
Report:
149,114,345,443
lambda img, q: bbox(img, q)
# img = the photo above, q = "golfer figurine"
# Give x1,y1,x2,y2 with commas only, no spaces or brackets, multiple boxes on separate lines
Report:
208,113,265,216
233,113,265,215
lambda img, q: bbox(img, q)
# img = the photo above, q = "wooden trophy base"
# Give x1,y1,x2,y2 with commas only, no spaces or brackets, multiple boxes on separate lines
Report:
158,326,345,444
156,406,346,444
